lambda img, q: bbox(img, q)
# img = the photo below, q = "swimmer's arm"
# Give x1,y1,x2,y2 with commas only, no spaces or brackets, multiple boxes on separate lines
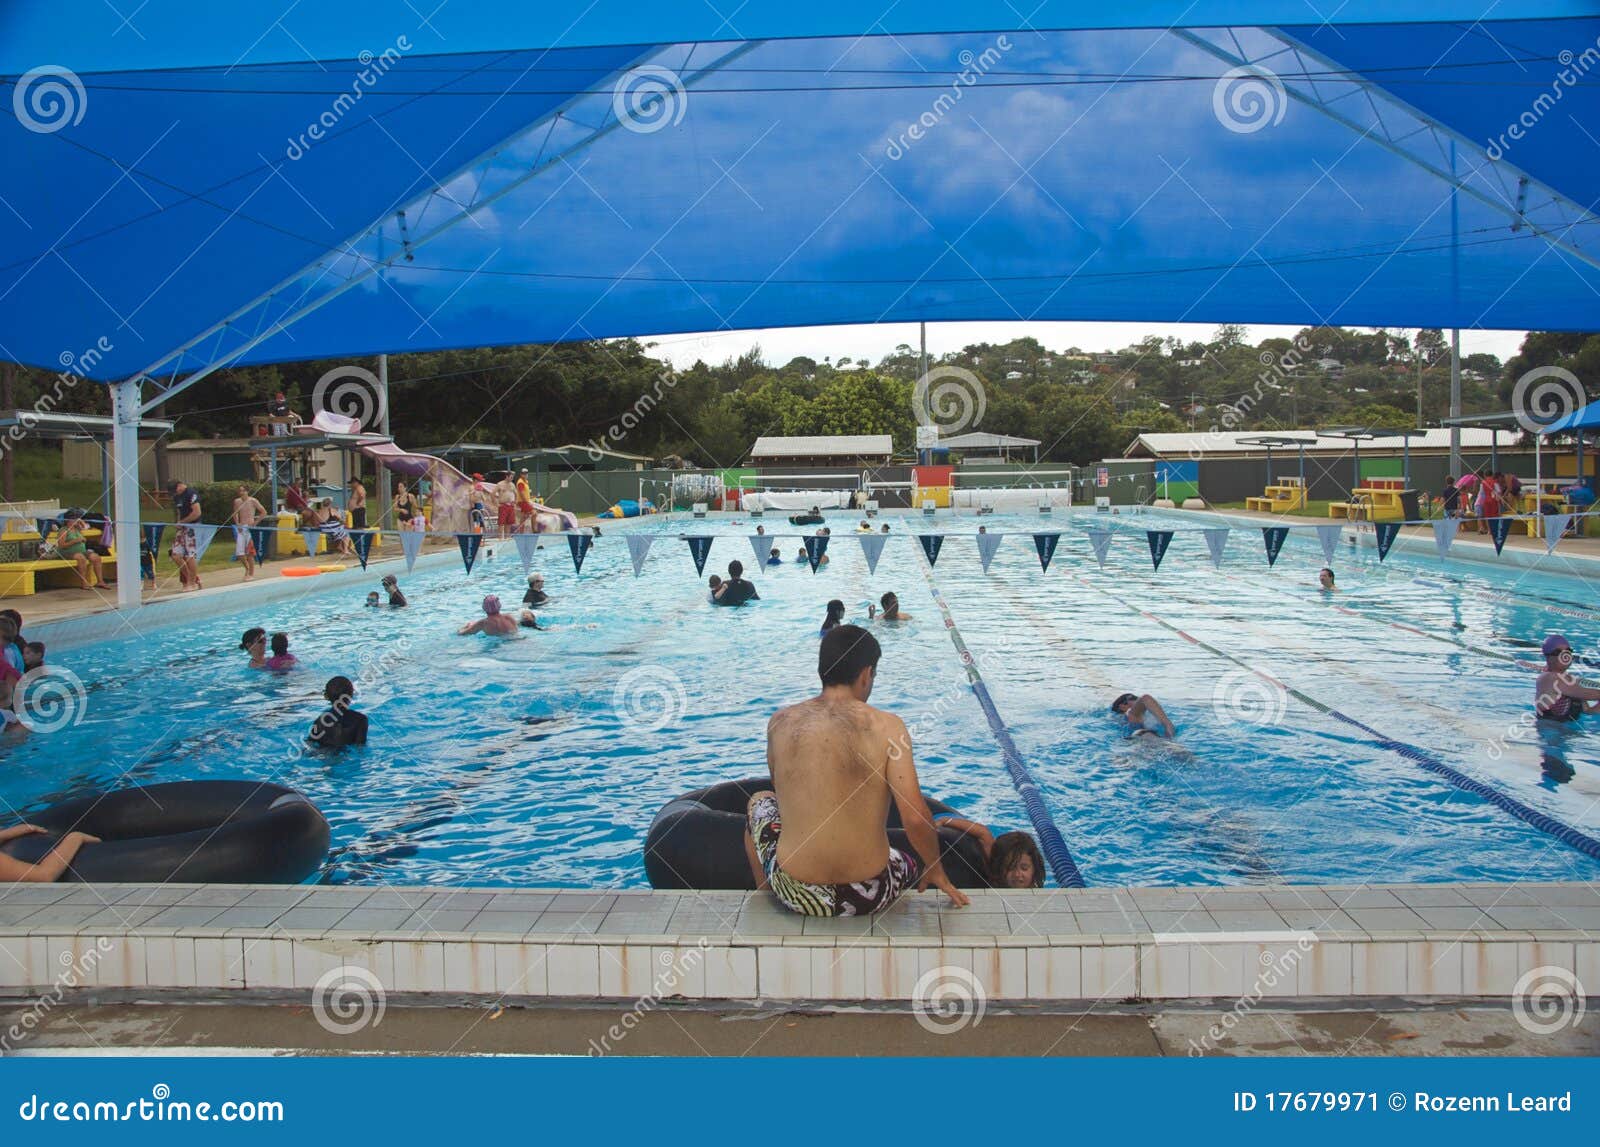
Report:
0,824,44,844
0,831,99,883
935,816,994,855
457,620,484,635
885,717,969,908
1555,674,1600,702
1134,694,1176,738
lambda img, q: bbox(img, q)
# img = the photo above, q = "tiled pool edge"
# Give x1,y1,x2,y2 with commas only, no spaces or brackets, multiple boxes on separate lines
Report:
1,883,1594,1004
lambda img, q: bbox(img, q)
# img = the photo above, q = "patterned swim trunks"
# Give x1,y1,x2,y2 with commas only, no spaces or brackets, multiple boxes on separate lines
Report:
746,793,921,917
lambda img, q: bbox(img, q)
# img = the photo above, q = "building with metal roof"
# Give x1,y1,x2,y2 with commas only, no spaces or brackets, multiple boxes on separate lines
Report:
749,435,894,466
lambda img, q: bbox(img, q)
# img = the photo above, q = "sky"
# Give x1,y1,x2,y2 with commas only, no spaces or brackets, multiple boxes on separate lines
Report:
642,322,1528,372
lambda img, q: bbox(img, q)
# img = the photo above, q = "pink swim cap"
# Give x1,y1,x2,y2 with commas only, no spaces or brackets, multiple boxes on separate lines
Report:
482,595,501,615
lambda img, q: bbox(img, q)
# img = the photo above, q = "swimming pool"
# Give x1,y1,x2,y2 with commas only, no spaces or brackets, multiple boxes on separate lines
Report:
14,508,1600,889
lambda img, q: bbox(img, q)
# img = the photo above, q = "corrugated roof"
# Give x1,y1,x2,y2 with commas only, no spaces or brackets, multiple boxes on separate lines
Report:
939,431,1041,449
751,435,894,457
1124,428,1526,458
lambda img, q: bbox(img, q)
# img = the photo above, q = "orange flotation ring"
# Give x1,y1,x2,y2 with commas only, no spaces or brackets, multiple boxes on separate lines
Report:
281,567,322,577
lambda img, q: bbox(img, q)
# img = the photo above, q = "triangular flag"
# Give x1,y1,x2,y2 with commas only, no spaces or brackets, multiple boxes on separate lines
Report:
351,530,374,570
749,534,773,571
514,533,540,576
568,531,593,573
399,528,424,572
36,517,58,539
1488,516,1513,555
300,530,322,559
916,534,944,566
685,535,713,576
1544,514,1572,554
1146,530,1173,571
804,535,830,572
457,532,482,574
975,532,1004,573
1261,526,1288,567
1088,529,1113,569
1202,527,1229,569
1315,524,1342,565
626,534,653,576
1375,521,1401,561
248,524,272,563
1032,532,1060,572
1431,516,1461,558
142,522,166,555
188,523,219,559
858,533,887,574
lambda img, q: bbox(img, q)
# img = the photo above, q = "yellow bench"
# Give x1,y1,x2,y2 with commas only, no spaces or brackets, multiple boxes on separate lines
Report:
1245,485,1306,513
0,556,118,597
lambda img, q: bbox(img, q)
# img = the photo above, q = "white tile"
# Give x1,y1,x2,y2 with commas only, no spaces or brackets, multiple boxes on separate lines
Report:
1573,942,1599,1000
863,945,922,1000
389,941,446,993
1296,942,1352,996
701,946,758,999
142,937,196,989
757,946,811,999
1351,942,1408,995
243,937,297,989
0,936,43,988
1026,946,1081,999
1517,941,1575,982
652,945,708,999
599,945,654,998
195,937,246,989
289,941,347,990
1188,944,1246,999
492,943,548,996
991,946,1027,1001
545,944,599,997
1142,943,1190,998
442,943,496,994
1407,940,1463,996
808,946,865,1001
1082,946,1138,1001
1253,942,1306,999
1461,942,1520,996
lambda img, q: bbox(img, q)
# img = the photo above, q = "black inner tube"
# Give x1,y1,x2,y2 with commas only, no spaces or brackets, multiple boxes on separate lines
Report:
0,780,330,884
644,777,991,890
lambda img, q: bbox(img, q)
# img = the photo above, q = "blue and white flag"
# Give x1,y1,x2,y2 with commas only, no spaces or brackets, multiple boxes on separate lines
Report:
1032,532,1060,573
514,533,541,576
916,534,944,566
1544,514,1572,554
1261,526,1288,567
1201,527,1229,569
804,534,829,572
351,530,375,570
749,534,774,571
858,532,887,574
187,523,219,559
1375,521,1401,561
975,532,1004,573
142,522,166,555
1315,524,1343,565
1488,516,1513,555
568,531,593,574
626,534,652,576
399,528,425,572
457,533,482,575
300,529,322,560
686,535,713,576
247,524,273,562
1432,516,1461,558
1146,530,1173,571
1087,529,1113,569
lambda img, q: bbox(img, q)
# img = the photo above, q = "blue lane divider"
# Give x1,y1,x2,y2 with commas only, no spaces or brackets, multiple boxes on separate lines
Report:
914,558,1086,888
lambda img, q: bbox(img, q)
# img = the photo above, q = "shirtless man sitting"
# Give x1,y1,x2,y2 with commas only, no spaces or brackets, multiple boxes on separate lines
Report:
743,624,969,916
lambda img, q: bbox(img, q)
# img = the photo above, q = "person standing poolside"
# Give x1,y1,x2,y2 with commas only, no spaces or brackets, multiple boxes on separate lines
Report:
231,486,267,579
494,476,518,540
515,470,536,532
742,625,969,915
1535,635,1600,723
347,478,367,532
459,595,519,637
1111,692,1175,738
170,480,203,590
393,482,422,531
868,591,911,622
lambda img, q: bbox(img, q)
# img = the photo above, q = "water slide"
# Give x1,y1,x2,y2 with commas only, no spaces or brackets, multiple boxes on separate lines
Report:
298,412,579,532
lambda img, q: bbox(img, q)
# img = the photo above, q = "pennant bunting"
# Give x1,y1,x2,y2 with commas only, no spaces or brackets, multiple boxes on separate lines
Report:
457,532,482,575
1261,526,1288,567
398,528,425,572
142,522,167,555
1375,521,1401,561
804,534,830,572
513,533,540,576
1545,514,1572,554
350,530,374,570
1146,529,1173,571
626,534,653,576
35,517,58,540
300,530,323,559
749,534,774,571
858,532,887,575
247,525,272,563
1032,532,1060,573
916,534,944,566
1201,527,1229,569
185,523,218,560
1431,516,1460,558
568,531,593,574
1087,529,1113,569
685,535,713,576
975,532,1004,573
1315,524,1343,565
1488,516,1512,555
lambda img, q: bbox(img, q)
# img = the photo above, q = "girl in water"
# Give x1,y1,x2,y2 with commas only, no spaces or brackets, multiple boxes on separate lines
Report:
820,599,845,633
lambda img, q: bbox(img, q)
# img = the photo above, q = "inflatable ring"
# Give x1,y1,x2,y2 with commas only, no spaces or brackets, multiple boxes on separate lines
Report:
788,513,825,526
0,780,330,884
281,566,322,577
316,564,348,573
644,777,990,890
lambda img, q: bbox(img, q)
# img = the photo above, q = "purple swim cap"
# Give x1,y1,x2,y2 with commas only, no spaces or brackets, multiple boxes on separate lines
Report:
482,595,502,615
1542,634,1571,657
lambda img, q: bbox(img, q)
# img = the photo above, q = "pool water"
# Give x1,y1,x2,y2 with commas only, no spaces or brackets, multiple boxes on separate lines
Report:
12,509,1600,888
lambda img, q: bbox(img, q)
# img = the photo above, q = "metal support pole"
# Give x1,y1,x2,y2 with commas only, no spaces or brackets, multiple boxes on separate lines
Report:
1449,330,1462,476
269,442,279,512
377,353,392,534
1403,438,1411,487
111,378,142,609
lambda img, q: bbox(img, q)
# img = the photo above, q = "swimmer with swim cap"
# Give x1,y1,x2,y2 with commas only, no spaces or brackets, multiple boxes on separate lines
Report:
1111,692,1175,738
1318,568,1338,592
459,594,519,637
1535,634,1600,722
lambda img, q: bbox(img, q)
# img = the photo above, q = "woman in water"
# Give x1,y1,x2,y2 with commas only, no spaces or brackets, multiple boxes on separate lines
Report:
1111,692,1175,738
820,599,845,633
240,627,268,669
1535,634,1600,723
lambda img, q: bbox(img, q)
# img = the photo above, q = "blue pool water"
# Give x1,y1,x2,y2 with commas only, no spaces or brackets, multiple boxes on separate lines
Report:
12,509,1600,888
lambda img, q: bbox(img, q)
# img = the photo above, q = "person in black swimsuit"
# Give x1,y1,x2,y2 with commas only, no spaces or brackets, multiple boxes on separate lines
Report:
1535,635,1600,722
307,676,368,749
715,561,759,606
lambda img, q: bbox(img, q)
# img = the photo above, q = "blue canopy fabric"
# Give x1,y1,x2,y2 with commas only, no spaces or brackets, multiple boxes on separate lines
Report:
1541,401,1600,433
2,3,1597,385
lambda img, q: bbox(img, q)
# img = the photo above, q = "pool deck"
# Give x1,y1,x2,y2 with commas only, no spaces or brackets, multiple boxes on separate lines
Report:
1,882,1594,1011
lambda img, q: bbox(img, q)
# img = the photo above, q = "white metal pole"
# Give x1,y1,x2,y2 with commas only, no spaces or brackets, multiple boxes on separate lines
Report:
111,378,143,609
1449,329,1462,476
377,353,392,534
